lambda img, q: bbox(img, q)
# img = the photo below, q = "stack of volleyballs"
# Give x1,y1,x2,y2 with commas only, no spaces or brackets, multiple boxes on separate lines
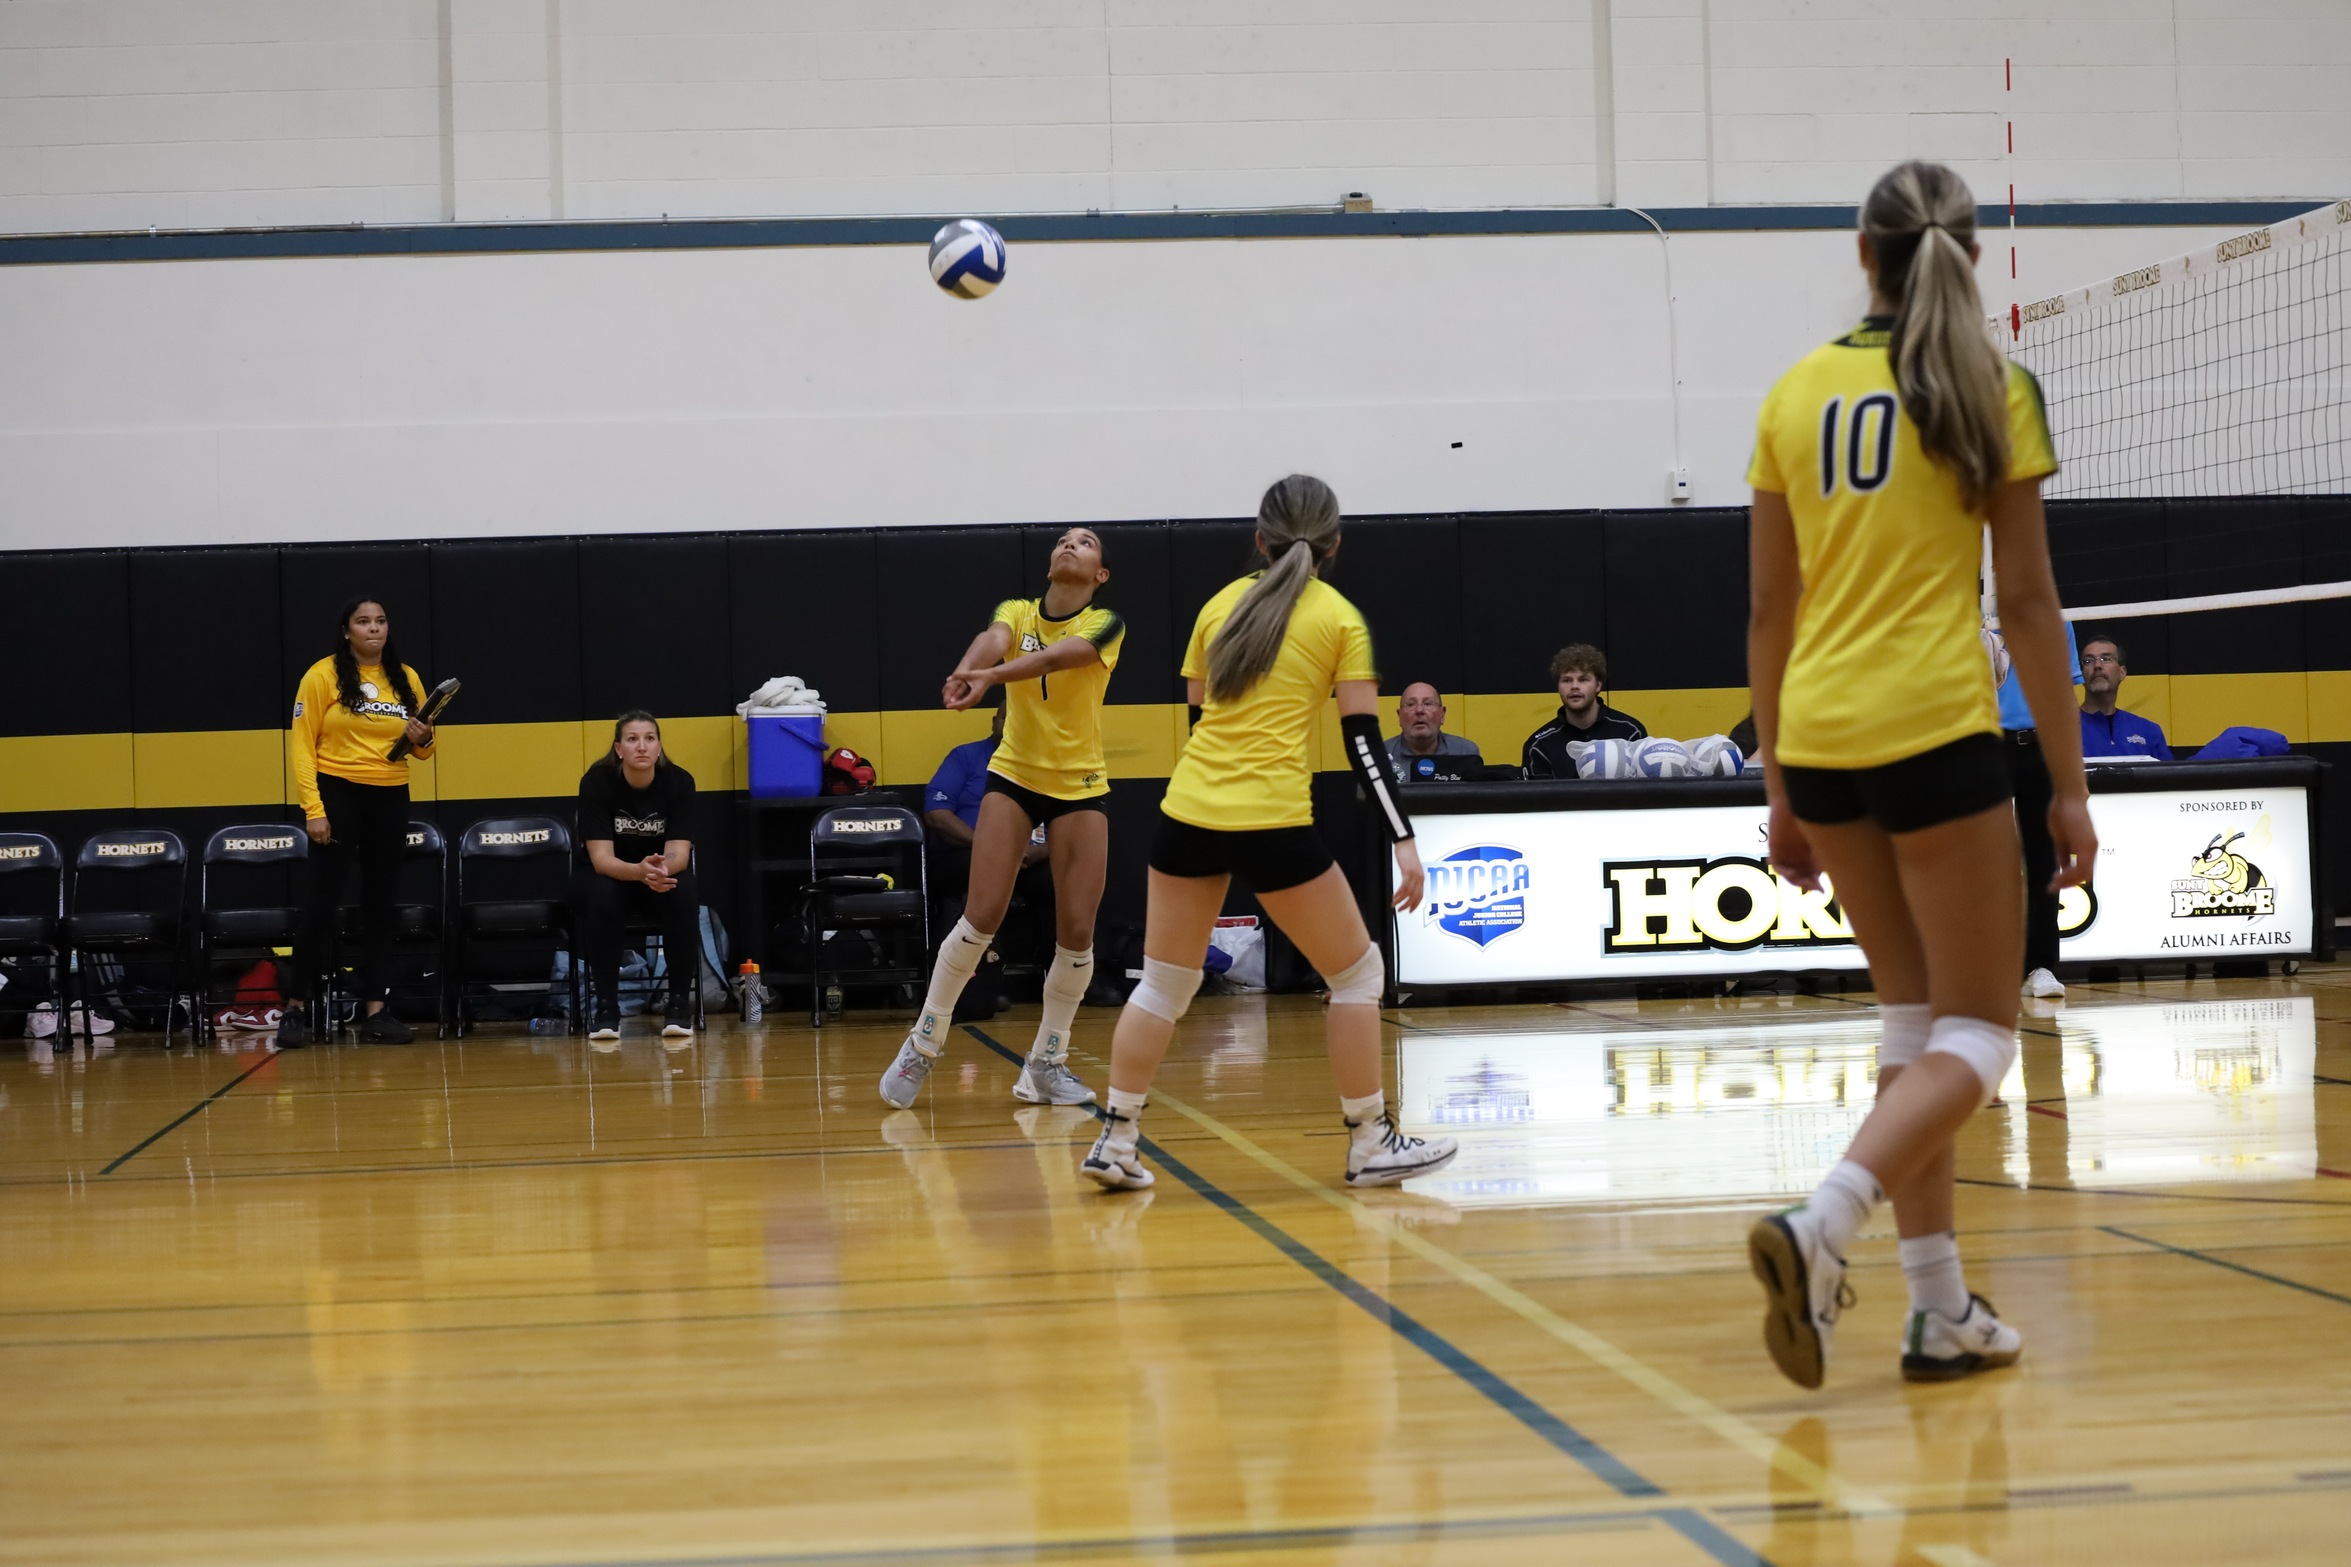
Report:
929,219,1007,298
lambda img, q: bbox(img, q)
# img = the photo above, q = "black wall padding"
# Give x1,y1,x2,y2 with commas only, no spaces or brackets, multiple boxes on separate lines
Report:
1456,513,1609,697
876,527,1026,711
1332,516,1466,696
2302,499,2351,676
579,535,734,721
0,551,131,737
2046,500,2171,672
2165,497,2304,677
1603,509,1750,691
131,548,283,732
1161,521,1261,694
277,545,435,704
1017,521,1179,705
431,540,582,726
729,531,882,713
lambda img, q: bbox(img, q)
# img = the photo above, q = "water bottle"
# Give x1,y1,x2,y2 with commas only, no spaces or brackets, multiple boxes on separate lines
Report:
738,960,763,1025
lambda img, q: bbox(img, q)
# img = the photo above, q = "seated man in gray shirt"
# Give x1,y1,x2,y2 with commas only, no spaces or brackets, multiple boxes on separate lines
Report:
1387,682,1483,780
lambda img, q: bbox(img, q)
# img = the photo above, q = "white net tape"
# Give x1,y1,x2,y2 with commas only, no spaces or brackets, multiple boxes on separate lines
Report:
2003,200,2351,500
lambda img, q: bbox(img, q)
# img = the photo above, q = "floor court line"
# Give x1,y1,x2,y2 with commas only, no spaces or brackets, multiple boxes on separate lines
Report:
1041,1031,1901,1522
2101,1225,2351,1309
957,1030,1778,1567
97,1050,280,1175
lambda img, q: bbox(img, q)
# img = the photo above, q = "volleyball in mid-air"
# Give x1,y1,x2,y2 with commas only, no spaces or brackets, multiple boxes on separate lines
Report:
929,219,1007,298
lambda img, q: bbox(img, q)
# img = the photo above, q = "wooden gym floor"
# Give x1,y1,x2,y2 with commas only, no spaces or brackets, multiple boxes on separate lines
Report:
3,970,2348,1566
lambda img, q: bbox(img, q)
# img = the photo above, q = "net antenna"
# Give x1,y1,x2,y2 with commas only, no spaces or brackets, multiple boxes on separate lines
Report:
1998,200,2349,500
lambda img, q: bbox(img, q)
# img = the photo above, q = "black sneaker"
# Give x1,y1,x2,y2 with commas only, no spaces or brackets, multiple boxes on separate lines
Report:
588,1006,621,1041
357,1010,414,1044
276,1008,310,1048
661,995,696,1039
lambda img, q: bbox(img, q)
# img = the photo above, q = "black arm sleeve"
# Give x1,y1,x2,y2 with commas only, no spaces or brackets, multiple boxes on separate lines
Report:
1340,712,1413,843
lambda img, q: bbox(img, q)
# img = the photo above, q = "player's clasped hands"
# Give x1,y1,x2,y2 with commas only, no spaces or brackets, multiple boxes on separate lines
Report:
942,668,995,710
640,855,678,893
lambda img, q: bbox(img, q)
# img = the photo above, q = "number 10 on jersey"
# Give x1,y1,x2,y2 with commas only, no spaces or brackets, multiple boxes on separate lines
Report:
1819,392,1897,496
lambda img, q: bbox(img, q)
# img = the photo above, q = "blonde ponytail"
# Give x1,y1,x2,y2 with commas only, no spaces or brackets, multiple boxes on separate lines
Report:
1863,161,2011,512
1205,474,1341,703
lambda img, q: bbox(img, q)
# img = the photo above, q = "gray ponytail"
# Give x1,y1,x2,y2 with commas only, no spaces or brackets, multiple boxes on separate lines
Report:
1862,160,2011,513
1205,474,1342,703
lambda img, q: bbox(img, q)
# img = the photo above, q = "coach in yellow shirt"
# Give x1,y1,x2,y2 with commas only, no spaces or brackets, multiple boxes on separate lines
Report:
280,595,437,1048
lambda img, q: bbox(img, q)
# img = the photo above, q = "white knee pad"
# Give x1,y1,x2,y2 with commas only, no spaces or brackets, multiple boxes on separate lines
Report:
1877,1003,1932,1070
1925,1015,2020,1105
1127,957,1203,1024
1324,945,1385,1007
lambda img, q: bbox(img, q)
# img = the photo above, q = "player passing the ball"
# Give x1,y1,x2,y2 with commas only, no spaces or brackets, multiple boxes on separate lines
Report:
1744,161,2093,1387
880,527,1124,1110
1079,475,1456,1191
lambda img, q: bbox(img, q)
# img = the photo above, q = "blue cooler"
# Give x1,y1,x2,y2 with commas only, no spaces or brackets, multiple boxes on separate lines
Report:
747,713,827,798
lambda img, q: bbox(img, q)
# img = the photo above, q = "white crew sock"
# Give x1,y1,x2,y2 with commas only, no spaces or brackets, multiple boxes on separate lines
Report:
1104,1087,1148,1148
1807,1159,1883,1257
1030,945,1093,1066
1898,1231,1969,1320
1341,1090,1386,1134
912,918,992,1056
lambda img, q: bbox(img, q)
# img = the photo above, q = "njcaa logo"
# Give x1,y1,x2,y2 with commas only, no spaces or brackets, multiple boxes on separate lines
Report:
1603,856,1853,954
1425,845,1530,948
2171,831,2274,918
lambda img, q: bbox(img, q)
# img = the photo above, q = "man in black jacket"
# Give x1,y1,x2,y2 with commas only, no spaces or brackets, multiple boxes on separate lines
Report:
1521,644,1648,777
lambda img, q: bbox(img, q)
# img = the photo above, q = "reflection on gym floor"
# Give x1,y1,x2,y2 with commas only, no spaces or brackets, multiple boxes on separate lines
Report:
1397,996,2318,1208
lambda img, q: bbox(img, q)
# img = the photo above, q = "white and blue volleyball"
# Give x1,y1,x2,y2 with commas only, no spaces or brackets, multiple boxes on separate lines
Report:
1632,738,1696,778
928,218,1007,299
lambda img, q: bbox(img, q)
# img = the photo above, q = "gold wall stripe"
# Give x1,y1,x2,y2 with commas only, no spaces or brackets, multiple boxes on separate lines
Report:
2,673,2341,814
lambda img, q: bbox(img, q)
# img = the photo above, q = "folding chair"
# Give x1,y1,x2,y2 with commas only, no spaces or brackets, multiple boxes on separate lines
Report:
453,816,576,1036
195,823,307,1037
804,807,928,1026
0,833,66,1020
60,829,188,1044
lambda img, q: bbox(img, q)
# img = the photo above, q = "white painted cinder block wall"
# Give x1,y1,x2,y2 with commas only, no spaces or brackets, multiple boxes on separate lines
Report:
5,1,2345,233
1,2,2343,550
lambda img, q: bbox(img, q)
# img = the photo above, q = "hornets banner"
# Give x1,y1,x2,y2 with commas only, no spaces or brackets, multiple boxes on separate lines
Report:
1391,784,2320,987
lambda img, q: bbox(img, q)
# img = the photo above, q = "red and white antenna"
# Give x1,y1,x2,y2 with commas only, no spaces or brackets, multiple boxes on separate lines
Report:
2005,57,2020,338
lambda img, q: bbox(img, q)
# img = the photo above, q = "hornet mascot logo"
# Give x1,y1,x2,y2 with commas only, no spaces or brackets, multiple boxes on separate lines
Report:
2172,831,2275,918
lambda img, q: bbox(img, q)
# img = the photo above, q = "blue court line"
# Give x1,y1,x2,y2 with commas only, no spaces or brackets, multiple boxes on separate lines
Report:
2102,1226,2351,1309
98,1051,279,1175
962,1027,1775,1567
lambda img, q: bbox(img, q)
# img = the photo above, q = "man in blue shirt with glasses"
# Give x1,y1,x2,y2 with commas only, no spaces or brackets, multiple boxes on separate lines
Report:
2078,635,2172,761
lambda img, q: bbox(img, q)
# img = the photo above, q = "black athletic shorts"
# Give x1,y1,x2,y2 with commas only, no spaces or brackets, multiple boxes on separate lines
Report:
984,771,1105,827
1149,814,1334,894
1779,731,2013,835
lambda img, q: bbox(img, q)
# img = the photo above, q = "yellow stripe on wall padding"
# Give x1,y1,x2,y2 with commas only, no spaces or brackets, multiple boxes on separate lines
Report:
1,674,2340,814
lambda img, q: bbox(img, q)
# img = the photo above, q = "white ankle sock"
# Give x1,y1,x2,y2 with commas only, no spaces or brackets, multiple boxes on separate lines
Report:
1030,945,1092,1065
1898,1231,1969,1320
1341,1090,1385,1132
1807,1159,1883,1257
1104,1087,1148,1147
913,918,992,1055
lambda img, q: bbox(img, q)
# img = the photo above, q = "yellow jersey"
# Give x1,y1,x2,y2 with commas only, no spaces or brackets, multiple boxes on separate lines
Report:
987,596,1124,799
1164,575,1377,832
290,656,434,817
1748,318,2058,769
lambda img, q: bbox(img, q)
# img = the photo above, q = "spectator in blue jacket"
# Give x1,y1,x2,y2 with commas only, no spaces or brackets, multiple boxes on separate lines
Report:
2078,635,2172,761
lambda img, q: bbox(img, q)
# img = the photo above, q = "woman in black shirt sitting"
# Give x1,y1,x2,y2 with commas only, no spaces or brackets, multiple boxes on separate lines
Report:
574,711,698,1040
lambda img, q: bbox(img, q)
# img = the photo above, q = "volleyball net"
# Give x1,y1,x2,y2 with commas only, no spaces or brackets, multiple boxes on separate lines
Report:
2004,200,2349,502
